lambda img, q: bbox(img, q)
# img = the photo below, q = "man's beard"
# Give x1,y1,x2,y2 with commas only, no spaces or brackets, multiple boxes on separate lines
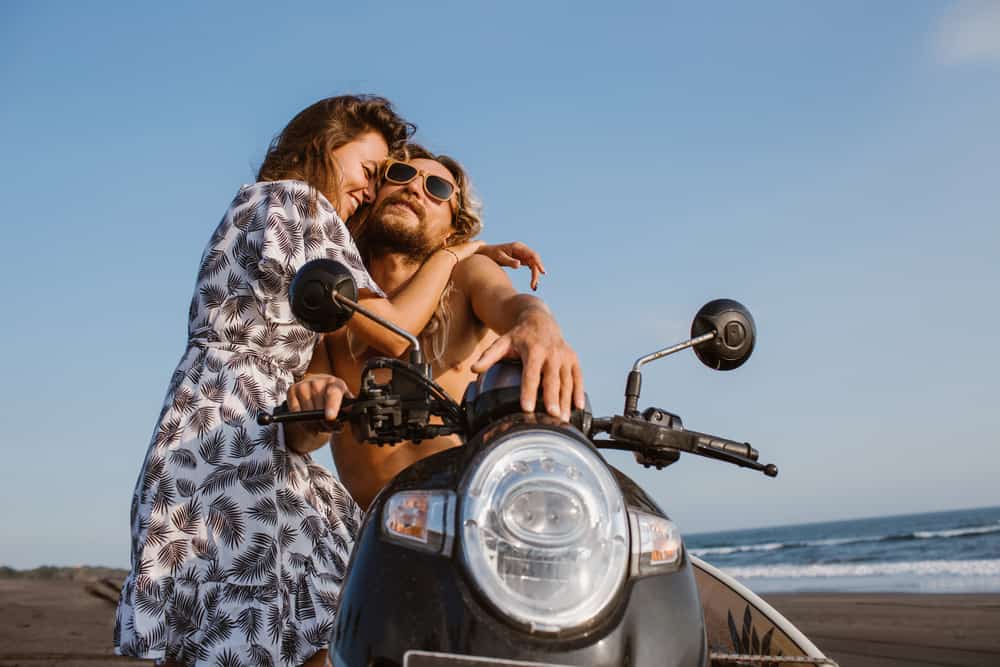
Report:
360,192,441,262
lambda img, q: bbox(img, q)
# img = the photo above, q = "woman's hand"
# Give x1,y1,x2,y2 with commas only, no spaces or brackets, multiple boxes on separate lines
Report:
283,374,352,454
475,242,546,290
287,374,352,422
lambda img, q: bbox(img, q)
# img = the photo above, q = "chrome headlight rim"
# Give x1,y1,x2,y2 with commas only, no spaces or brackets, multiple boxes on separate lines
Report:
459,427,630,634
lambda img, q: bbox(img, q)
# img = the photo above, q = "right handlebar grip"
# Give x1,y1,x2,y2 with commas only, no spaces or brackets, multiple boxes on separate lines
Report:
695,434,758,461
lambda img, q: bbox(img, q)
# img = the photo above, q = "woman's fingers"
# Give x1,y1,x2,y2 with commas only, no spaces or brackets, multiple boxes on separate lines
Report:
493,250,520,268
509,242,546,273
477,243,545,290
287,375,352,424
287,382,308,412
505,242,545,290
323,378,352,421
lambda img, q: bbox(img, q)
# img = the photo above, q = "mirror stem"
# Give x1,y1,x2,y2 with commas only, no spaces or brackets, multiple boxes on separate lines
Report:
624,370,642,417
624,331,717,416
332,293,426,368
631,331,717,372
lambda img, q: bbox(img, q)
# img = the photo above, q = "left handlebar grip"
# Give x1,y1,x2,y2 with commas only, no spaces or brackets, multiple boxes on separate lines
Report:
257,403,330,426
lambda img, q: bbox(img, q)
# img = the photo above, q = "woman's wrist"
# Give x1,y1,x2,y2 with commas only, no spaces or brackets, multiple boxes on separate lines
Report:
432,247,460,267
284,422,330,455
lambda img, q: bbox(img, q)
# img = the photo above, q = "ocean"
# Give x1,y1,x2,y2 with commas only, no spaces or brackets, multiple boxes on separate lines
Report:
684,505,1000,593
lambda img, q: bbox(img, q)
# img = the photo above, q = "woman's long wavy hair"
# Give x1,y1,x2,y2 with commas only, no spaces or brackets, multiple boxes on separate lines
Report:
257,95,414,216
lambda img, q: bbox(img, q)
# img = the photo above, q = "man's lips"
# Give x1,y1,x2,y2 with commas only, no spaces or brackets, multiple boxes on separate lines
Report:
386,198,423,219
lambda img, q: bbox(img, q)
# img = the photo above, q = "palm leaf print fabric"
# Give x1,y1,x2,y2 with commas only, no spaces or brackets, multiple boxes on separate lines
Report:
115,181,382,666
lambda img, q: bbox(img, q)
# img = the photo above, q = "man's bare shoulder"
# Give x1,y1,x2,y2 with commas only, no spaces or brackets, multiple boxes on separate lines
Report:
453,253,509,289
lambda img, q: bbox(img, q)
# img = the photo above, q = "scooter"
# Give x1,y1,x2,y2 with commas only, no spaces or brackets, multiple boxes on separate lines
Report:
259,259,837,667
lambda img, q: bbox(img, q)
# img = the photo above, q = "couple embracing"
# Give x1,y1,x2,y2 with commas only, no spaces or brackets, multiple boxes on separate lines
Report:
115,95,584,667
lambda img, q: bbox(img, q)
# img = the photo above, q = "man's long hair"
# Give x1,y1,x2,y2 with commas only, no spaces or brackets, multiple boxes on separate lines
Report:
351,144,484,364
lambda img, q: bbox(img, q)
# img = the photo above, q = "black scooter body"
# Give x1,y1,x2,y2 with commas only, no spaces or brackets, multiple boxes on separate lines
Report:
330,415,708,667
271,263,779,666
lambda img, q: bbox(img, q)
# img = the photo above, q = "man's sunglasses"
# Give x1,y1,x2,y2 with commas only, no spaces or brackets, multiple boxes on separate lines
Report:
383,159,460,203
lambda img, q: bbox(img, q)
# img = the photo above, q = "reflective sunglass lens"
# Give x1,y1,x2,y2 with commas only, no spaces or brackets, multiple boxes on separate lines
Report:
385,162,417,183
425,175,455,201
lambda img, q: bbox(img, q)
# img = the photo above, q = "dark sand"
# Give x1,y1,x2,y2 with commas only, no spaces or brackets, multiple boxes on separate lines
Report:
0,575,142,667
765,593,1000,667
2,571,999,666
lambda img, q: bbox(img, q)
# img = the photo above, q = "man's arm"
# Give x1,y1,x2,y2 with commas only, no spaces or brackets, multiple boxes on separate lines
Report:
457,255,584,421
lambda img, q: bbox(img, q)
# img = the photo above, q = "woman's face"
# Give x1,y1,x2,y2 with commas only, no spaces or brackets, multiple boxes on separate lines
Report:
331,131,390,219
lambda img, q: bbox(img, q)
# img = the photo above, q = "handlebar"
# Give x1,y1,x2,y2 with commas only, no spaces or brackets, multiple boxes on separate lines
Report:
594,414,778,477
692,432,758,462
688,429,777,477
257,400,355,426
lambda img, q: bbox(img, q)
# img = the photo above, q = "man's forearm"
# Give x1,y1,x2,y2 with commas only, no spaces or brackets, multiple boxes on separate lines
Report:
488,293,555,335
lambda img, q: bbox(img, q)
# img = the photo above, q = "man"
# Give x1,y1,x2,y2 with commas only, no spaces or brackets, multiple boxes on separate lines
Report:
286,145,583,508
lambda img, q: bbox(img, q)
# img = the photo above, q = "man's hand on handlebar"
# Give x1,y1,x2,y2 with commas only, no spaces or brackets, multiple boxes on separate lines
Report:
471,306,584,422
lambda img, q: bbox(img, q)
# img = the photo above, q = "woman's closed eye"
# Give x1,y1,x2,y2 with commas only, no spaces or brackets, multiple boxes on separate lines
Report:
362,161,377,182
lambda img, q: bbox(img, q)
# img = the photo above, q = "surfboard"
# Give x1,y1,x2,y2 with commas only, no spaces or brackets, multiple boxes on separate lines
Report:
691,555,837,666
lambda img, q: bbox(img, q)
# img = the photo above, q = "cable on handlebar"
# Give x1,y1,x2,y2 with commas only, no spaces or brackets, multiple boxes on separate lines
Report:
365,358,464,424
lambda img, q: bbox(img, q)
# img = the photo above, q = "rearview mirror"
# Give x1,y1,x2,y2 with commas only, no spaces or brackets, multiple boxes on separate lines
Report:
691,299,755,370
289,259,357,333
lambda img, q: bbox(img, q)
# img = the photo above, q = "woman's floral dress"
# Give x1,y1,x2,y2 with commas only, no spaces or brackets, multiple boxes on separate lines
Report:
115,180,382,666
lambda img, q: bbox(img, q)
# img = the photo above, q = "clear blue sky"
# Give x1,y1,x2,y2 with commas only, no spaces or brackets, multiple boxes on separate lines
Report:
2,1,998,568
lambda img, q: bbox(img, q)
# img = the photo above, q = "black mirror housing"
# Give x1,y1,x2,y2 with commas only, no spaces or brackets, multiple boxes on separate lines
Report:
289,259,358,333
691,299,755,370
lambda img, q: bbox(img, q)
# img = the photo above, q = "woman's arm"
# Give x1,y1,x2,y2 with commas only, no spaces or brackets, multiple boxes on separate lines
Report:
348,242,480,357
349,241,548,357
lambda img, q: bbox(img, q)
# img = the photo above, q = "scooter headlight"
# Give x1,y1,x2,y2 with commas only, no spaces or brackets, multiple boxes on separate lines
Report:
460,430,629,633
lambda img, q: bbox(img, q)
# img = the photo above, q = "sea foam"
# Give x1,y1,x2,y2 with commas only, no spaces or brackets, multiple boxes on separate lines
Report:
724,558,1000,579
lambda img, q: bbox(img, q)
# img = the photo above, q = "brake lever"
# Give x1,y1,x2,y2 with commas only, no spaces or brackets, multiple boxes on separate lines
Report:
595,414,778,477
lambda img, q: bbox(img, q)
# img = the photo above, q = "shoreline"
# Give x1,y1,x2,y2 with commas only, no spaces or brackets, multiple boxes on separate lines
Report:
1,574,999,666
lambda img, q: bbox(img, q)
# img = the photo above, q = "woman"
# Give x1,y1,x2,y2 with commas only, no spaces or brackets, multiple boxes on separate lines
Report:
114,95,540,667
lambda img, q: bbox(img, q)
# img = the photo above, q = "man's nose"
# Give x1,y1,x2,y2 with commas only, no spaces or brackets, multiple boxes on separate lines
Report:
405,176,425,199
363,177,377,203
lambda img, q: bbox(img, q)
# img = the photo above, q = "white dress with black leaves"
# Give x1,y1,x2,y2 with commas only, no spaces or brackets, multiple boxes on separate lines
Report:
115,180,382,667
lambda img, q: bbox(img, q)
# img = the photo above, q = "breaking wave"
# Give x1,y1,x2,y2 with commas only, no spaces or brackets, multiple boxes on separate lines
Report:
689,521,1000,557
725,558,1000,579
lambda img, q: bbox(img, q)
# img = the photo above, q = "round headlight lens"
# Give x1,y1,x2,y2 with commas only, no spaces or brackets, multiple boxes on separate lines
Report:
460,430,629,633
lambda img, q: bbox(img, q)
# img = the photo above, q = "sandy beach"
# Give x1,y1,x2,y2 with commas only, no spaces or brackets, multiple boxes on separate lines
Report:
765,592,1000,667
2,571,999,666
